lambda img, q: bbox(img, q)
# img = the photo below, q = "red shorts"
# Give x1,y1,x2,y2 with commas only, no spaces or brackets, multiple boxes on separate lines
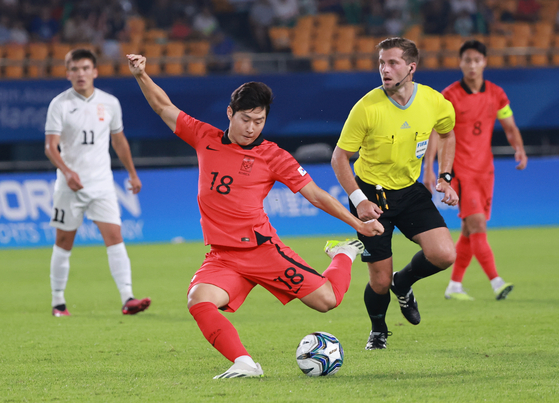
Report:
188,237,327,312
453,170,494,220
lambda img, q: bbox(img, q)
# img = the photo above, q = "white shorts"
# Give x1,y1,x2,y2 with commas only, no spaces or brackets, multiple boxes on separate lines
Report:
50,188,121,231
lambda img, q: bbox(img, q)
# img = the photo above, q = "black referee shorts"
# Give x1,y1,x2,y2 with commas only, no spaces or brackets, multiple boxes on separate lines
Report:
349,176,447,263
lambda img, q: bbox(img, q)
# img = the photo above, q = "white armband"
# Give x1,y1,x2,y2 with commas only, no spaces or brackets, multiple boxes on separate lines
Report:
349,189,368,208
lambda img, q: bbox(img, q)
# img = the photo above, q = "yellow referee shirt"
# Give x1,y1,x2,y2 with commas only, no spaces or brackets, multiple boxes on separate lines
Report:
338,83,455,190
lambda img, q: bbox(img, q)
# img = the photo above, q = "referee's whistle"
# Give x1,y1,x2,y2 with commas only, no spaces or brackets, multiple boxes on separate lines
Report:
375,185,389,210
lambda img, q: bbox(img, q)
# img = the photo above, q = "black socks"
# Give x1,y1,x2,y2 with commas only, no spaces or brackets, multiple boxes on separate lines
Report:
394,250,443,292
364,283,390,333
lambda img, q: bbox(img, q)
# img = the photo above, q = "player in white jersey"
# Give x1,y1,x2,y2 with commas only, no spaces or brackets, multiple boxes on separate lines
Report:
44,48,151,317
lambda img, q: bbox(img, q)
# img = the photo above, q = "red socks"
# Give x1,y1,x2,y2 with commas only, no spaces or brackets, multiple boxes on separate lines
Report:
322,254,352,307
189,301,249,362
451,234,472,282
451,233,498,282
470,232,498,280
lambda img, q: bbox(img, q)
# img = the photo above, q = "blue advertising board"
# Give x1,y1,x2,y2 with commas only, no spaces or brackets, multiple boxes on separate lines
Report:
0,157,557,249
2,67,559,143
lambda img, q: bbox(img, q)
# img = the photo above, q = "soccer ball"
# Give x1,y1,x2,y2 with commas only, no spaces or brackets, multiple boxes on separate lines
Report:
295,332,344,377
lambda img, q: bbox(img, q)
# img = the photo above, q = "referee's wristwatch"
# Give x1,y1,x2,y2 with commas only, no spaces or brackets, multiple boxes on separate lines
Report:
439,172,453,183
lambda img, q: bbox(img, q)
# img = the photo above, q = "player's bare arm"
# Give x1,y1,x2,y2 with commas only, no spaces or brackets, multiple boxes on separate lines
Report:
111,132,142,194
422,129,439,192
499,115,528,170
127,54,181,132
331,146,383,221
436,129,459,206
45,134,83,191
299,181,384,237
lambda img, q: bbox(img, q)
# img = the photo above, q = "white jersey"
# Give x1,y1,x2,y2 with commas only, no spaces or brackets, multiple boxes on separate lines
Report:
45,88,124,192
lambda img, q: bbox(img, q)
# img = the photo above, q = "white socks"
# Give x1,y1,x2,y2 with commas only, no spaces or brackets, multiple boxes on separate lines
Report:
446,280,463,293
50,242,134,307
107,242,134,304
235,355,258,369
50,245,72,307
490,276,505,291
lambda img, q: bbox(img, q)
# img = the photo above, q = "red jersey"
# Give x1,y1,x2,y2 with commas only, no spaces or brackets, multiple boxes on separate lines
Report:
442,79,510,173
175,111,312,248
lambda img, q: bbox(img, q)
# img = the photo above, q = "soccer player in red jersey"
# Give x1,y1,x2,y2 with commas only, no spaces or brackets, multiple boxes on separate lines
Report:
424,40,528,301
127,54,384,378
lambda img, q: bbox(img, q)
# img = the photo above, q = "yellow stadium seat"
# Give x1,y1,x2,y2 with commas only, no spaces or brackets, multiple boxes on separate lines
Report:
27,42,49,78
355,36,378,71
144,29,167,43
232,52,256,75
311,56,330,73
295,15,315,32
188,40,211,57
165,42,186,75
420,35,442,69
97,59,116,76
268,26,291,52
332,56,353,72
551,35,559,66
187,60,207,76
143,43,163,76
290,28,311,57
403,25,422,44
315,13,338,32
4,44,25,79
334,25,357,54
487,35,508,68
442,35,463,69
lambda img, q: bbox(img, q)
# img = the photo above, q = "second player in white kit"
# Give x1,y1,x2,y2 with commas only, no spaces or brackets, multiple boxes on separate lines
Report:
45,48,151,316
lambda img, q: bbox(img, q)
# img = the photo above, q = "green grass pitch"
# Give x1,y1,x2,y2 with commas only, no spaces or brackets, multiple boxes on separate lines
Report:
1,227,558,402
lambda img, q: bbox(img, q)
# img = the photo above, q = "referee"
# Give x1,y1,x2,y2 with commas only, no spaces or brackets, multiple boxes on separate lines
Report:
331,37,459,350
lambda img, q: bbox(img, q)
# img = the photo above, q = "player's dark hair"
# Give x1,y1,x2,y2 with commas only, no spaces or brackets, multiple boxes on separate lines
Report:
65,48,97,68
229,82,274,116
377,37,419,65
459,39,487,57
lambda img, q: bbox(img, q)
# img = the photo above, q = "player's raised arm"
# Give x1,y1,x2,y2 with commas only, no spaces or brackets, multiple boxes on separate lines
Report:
127,54,181,132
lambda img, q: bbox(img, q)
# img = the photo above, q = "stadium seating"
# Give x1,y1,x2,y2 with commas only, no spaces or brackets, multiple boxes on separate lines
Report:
165,42,186,75
143,43,164,76
539,0,559,23
508,23,531,67
403,24,422,44
333,25,358,71
487,35,508,68
144,29,167,44
355,36,377,71
552,35,559,66
269,26,291,52
232,52,256,75
50,43,71,78
290,28,312,57
4,44,25,79
442,35,463,69
27,43,49,78
3,6,559,81
421,35,442,69
97,59,116,77
127,16,146,46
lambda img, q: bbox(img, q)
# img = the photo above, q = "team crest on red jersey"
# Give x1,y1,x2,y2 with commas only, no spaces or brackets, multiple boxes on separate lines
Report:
240,156,255,175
